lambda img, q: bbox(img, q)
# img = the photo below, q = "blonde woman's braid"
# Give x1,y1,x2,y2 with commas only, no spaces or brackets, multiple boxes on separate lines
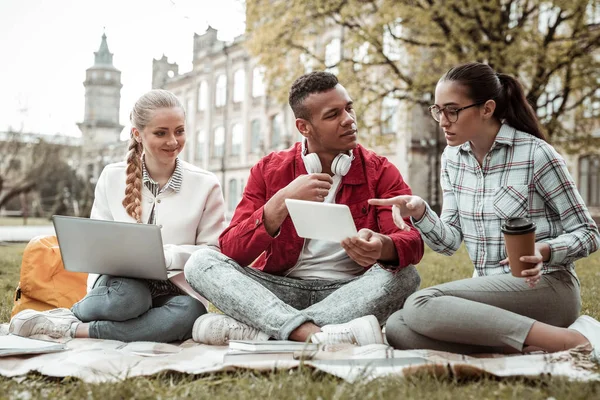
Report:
123,136,143,223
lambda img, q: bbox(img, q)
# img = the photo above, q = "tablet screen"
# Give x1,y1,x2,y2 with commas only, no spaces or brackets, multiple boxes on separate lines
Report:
285,199,358,242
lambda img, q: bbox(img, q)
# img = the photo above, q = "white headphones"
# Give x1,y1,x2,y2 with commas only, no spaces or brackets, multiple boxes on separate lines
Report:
301,138,354,176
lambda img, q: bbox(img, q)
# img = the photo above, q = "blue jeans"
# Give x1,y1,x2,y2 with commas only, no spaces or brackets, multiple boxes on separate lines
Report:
71,275,206,342
184,248,420,340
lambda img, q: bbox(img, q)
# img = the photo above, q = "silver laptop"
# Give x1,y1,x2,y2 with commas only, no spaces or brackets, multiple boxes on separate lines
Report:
53,215,168,280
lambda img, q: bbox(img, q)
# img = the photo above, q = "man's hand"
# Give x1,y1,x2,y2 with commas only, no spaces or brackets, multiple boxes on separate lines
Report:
368,195,427,231
282,173,334,202
341,228,385,267
263,173,334,236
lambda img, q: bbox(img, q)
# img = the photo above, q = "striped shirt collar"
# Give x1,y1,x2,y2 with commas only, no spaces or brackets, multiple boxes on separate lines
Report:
457,124,516,153
142,156,183,194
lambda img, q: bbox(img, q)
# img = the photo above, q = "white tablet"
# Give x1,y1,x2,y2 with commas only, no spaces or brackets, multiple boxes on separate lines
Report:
285,199,358,242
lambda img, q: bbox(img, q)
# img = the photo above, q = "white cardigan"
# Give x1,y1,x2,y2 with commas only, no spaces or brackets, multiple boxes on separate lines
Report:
87,159,226,290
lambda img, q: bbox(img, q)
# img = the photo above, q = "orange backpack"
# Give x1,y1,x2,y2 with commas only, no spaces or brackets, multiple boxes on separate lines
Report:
11,235,88,318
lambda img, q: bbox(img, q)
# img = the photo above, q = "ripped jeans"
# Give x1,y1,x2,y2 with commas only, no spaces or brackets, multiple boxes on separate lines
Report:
184,248,420,340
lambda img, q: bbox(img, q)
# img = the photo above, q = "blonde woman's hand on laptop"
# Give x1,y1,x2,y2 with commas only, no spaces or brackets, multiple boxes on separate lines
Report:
368,195,427,231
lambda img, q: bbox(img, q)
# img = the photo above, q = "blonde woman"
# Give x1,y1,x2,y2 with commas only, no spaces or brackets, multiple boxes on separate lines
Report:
10,89,226,342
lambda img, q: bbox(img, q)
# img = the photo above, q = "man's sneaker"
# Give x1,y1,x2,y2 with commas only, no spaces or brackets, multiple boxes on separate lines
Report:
568,315,600,361
9,308,80,339
311,315,383,346
192,313,269,345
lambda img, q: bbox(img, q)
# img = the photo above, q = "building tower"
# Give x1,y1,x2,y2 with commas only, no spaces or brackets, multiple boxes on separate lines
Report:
152,54,179,89
77,33,124,181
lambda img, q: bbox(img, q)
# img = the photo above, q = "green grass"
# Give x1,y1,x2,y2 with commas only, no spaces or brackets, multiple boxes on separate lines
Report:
1,244,600,398
0,217,52,226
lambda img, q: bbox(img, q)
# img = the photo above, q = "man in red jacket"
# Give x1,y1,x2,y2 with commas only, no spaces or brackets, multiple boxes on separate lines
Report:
185,71,423,345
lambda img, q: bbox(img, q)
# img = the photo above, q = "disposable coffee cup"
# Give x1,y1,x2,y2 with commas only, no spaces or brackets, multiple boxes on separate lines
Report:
501,218,536,277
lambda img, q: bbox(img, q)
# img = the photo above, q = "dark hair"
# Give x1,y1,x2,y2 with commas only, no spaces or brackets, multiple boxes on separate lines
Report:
440,62,546,141
289,71,339,120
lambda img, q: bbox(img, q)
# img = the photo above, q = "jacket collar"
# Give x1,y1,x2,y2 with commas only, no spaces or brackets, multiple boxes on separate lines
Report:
142,156,183,194
457,123,517,154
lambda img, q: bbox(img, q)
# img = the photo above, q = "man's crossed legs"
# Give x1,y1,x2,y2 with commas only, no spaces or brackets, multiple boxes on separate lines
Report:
184,248,420,346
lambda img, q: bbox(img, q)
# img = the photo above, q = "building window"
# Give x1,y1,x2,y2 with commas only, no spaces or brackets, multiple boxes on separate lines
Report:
252,67,265,98
353,42,370,71
213,126,224,158
228,178,239,212
186,97,194,117
197,81,208,111
231,123,243,156
580,155,600,207
536,76,562,122
233,69,245,103
583,88,600,120
538,3,561,34
508,1,522,28
250,119,261,153
215,75,227,107
270,114,282,149
381,94,400,135
300,53,314,73
325,38,341,74
8,159,21,172
383,19,403,61
196,129,206,161
588,1,600,24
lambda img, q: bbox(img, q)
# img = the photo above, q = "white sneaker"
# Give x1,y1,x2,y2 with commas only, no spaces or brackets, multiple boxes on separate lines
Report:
568,315,600,361
192,313,269,345
9,308,80,339
311,315,383,346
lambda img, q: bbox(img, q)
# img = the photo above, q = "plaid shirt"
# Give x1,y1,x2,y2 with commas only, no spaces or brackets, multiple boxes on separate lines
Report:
142,156,184,297
414,124,599,277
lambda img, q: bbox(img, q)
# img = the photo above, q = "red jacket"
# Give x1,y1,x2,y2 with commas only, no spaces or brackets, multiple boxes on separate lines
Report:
219,143,424,274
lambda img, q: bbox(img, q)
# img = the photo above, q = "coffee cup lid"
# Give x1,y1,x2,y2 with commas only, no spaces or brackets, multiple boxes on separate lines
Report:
501,218,536,234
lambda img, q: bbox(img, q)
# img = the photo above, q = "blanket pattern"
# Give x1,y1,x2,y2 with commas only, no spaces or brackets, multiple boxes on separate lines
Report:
0,324,597,384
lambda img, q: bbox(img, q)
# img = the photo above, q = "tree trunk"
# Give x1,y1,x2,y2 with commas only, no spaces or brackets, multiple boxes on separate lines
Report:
0,179,36,209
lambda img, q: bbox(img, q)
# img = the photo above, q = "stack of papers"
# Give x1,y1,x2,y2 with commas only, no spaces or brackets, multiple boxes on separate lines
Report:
0,335,67,357
224,340,319,363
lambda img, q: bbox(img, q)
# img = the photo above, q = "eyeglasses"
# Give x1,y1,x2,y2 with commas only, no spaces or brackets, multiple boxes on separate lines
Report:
428,101,485,123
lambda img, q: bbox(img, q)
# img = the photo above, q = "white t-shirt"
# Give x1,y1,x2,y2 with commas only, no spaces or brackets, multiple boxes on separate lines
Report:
286,163,364,280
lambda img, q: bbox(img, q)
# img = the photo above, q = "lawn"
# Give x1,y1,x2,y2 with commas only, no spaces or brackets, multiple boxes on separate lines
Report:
0,243,599,399
0,217,52,227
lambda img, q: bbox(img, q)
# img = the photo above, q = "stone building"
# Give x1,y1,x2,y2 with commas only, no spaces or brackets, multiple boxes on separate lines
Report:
153,26,600,221
153,27,298,219
152,27,444,219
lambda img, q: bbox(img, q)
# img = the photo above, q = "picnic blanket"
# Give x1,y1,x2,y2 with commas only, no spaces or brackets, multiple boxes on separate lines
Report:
0,324,597,383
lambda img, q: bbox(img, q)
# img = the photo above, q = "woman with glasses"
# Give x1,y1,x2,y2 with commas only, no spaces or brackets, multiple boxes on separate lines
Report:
369,62,600,358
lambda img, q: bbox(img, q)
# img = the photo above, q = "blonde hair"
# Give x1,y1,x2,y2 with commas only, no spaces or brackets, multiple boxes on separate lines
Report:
122,89,184,222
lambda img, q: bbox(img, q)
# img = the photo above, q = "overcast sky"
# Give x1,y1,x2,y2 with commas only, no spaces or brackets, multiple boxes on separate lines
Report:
0,0,245,138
